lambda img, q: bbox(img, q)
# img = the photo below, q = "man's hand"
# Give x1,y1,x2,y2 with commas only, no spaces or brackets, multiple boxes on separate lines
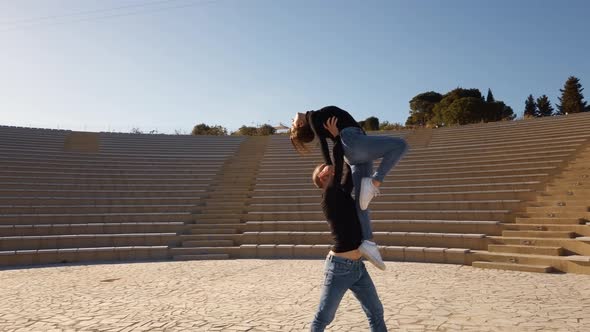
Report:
323,116,339,137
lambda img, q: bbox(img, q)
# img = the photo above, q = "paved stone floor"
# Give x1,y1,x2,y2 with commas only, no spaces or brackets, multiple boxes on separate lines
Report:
1,260,589,332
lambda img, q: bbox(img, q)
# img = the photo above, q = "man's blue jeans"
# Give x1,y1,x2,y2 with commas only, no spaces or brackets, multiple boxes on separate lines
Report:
340,127,409,240
310,255,387,331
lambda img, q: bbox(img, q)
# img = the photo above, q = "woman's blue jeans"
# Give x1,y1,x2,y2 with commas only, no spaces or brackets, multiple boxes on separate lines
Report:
340,127,409,240
310,255,387,331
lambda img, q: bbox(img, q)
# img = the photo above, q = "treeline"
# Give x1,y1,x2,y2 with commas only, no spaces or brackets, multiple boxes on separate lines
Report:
155,76,589,136
406,88,515,127
190,123,277,136
524,76,589,118
407,76,588,127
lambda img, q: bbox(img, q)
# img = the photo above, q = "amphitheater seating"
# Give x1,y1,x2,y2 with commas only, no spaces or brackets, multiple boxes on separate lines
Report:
2,112,590,274
243,113,590,273
0,126,244,266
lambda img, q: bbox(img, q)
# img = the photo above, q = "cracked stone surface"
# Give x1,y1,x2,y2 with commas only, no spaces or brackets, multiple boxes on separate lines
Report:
1,260,589,331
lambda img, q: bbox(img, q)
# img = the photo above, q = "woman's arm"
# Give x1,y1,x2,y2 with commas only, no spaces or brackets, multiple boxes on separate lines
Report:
324,117,343,184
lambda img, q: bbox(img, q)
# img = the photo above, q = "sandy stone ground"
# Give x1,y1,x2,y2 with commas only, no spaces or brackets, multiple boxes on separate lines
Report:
1,259,589,332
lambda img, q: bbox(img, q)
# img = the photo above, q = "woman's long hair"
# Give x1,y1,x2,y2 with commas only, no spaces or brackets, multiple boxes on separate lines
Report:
289,122,315,155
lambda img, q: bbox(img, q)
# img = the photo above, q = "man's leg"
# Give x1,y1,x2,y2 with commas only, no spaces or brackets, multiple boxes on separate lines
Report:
310,258,355,331
350,263,387,332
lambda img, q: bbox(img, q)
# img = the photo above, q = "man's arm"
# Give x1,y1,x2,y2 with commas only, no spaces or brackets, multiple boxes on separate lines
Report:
342,164,353,195
318,135,332,165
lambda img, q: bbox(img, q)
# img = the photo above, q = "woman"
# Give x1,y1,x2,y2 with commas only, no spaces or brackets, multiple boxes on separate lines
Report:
291,106,409,270
309,133,387,331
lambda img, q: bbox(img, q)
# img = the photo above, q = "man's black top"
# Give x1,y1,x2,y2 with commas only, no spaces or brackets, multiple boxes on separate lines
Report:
306,106,363,166
321,136,363,252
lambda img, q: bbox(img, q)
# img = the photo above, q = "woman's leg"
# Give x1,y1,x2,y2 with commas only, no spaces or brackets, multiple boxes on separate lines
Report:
342,129,408,185
350,161,373,240
310,258,356,331
350,264,387,332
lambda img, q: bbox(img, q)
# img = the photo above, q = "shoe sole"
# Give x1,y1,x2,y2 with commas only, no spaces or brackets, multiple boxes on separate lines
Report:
360,249,386,270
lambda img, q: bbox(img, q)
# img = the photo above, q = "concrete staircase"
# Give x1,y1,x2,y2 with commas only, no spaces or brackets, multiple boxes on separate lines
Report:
170,136,269,261
472,144,590,274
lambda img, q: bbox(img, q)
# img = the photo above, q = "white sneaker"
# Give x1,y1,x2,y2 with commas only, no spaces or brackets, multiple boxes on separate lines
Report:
359,177,380,210
358,240,386,270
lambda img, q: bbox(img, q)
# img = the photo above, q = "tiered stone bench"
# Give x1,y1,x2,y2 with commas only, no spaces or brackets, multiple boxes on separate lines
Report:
0,126,244,266
2,113,590,274
243,113,590,273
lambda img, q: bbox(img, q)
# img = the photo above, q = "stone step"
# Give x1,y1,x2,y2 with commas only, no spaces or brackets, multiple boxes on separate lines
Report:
526,206,589,213
190,223,243,229
260,152,570,169
192,219,241,225
502,230,575,238
0,204,197,214
169,246,240,256
0,189,208,198
182,240,234,247
0,222,184,237
245,210,513,222
255,182,541,195
0,175,214,185
0,182,210,191
531,200,589,207
515,217,585,225
487,237,590,256
249,200,523,212
189,228,237,235
0,197,203,206
259,167,558,179
251,190,536,204
240,231,488,250
243,244,471,264
0,233,178,250
519,212,590,219
472,261,554,273
502,224,590,236
488,244,564,256
172,254,229,261
0,245,170,267
0,212,194,225
257,174,549,186
244,220,501,235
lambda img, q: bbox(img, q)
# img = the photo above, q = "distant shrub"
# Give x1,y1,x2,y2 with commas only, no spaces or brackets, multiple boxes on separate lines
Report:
191,123,227,136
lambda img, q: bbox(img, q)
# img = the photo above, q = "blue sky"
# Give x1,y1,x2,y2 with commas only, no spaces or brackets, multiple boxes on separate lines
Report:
1,0,589,133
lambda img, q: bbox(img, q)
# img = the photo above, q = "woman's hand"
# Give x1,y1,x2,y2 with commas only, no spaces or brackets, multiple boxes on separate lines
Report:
324,116,339,137
319,165,334,178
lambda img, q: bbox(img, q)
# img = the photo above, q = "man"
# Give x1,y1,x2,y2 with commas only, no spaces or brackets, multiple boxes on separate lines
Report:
309,127,387,331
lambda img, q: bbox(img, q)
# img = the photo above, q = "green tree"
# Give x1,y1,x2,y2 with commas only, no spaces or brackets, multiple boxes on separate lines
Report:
233,124,276,136
363,116,380,131
486,88,495,103
257,124,276,136
431,88,483,125
234,126,257,136
536,95,554,117
407,91,443,126
483,101,515,122
524,94,537,118
191,123,227,136
443,97,485,125
556,76,587,115
379,121,405,130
